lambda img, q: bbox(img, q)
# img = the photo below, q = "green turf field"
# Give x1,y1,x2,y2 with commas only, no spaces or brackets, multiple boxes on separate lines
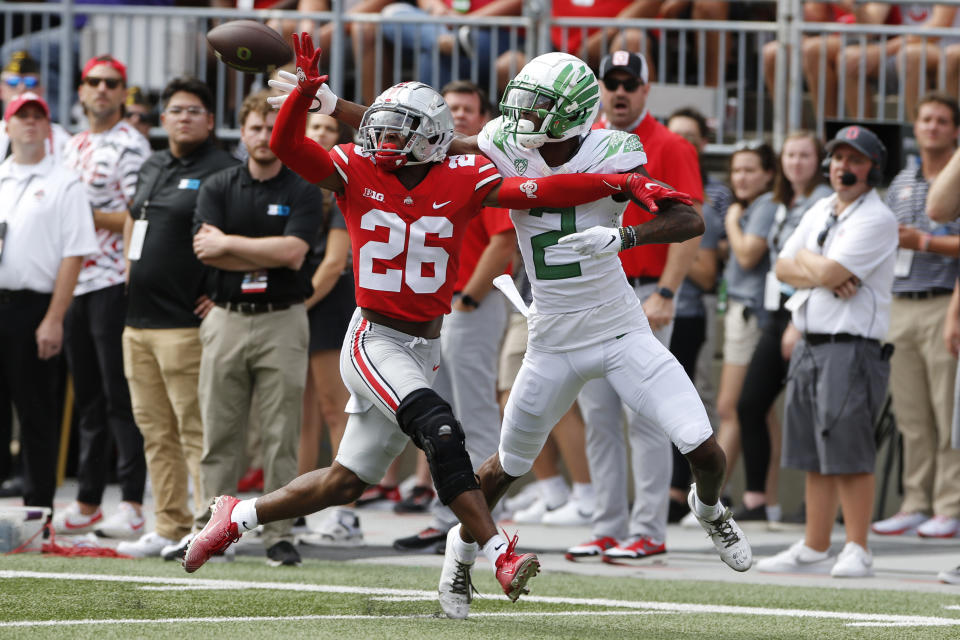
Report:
1,554,959,639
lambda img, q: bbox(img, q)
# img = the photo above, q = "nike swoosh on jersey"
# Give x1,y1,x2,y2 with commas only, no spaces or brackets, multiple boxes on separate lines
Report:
432,200,452,209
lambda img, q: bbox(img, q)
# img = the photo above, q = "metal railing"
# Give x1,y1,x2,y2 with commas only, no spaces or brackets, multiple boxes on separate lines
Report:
2,0,955,152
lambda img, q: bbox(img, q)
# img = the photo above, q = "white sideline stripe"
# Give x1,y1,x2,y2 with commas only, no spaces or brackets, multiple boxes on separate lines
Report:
2,570,960,628
0,612,672,628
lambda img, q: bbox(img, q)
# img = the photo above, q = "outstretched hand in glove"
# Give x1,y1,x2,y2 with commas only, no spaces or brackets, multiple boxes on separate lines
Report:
267,33,338,114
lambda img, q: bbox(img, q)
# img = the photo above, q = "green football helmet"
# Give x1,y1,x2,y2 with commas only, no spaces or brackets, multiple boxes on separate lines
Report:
499,52,600,149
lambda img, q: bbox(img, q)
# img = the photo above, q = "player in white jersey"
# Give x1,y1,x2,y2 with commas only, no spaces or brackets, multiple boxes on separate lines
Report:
446,55,753,602
263,51,749,618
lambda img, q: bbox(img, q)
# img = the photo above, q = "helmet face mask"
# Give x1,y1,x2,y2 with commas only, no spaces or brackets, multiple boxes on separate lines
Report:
359,82,454,170
499,53,600,149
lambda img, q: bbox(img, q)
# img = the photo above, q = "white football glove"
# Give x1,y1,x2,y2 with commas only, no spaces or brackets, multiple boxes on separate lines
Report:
267,69,338,115
557,226,622,258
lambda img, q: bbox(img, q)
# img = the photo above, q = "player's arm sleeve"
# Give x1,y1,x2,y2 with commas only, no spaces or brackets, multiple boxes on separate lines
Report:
491,173,633,209
270,87,336,184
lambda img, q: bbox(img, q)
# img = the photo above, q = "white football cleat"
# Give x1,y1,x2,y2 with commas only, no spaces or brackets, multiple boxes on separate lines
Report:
687,484,752,572
438,525,476,619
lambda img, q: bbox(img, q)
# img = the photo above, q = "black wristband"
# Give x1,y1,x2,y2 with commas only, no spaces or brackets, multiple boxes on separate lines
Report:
657,286,675,300
619,225,638,250
460,293,479,309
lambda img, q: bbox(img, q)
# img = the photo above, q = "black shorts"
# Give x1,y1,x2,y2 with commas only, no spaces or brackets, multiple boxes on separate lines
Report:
782,337,890,475
308,272,356,353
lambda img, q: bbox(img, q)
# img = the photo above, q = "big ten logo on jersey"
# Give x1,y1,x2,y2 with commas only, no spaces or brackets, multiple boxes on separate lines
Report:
363,188,385,202
447,154,477,169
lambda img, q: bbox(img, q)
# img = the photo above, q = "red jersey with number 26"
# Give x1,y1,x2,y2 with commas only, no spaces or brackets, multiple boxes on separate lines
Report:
331,143,502,321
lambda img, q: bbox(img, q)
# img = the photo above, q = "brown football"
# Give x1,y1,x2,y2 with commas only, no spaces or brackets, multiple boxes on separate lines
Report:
206,20,292,74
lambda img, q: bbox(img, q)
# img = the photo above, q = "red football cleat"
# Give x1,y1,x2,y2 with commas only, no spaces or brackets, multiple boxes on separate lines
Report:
494,529,540,602
183,495,242,573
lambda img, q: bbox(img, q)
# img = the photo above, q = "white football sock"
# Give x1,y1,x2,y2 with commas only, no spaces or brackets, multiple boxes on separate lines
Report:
695,493,723,521
230,499,260,531
451,525,478,563
482,534,508,566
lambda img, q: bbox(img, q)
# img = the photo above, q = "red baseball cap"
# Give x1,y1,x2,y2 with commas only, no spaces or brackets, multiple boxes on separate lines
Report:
3,91,50,121
81,54,127,83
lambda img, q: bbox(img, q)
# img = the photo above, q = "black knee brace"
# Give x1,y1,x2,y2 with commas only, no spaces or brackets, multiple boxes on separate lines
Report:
396,388,479,505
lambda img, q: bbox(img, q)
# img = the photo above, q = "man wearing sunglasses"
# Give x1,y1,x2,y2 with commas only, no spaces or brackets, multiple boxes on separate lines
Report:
0,51,70,162
54,55,152,542
757,125,897,578
569,50,706,565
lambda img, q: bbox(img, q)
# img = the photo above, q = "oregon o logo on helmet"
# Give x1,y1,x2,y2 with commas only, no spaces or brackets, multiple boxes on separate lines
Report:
237,47,252,61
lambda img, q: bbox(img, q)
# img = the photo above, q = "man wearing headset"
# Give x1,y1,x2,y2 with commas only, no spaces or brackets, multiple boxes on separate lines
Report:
757,125,897,578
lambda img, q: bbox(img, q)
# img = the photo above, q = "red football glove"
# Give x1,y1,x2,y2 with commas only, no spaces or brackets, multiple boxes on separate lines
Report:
292,32,327,96
625,174,694,213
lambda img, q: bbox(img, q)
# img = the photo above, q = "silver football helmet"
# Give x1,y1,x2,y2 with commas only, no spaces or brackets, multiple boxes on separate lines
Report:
358,81,455,170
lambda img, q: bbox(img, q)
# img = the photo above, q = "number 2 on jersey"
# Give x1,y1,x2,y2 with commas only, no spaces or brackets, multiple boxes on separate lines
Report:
358,209,452,293
530,206,582,280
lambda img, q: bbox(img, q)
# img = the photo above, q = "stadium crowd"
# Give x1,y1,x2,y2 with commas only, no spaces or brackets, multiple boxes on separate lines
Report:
0,0,959,592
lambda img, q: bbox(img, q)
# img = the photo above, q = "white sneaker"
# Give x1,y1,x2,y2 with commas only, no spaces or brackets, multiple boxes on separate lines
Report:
96,502,146,539
438,524,475,619
755,540,832,573
830,541,874,578
937,565,960,585
541,499,593,526
503,483,539,515
917,515,959,538
117,531,177,558
512,498,547,524
53,503,103,535
679,509,700,529
299,508,364,546
161,532,195,561
687,484,752,571
870,511,928,535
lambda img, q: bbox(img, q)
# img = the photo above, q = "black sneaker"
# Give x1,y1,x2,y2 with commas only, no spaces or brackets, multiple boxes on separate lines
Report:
668,498,690,523
732,504,768,521
393,526,449,551
266,540,302,567
394,486,435,514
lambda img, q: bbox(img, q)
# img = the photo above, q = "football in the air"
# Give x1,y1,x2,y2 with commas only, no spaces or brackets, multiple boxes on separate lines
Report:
206,20,293,74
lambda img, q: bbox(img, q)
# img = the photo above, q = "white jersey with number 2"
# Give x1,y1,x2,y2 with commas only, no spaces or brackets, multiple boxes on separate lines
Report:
478,117,649,352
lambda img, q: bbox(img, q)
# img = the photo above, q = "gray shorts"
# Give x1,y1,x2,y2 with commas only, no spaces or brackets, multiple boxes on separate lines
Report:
782,337,890,475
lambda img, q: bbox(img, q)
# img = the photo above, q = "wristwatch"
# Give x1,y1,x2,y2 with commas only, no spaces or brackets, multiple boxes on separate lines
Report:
656,286,675,300
460,293,480,309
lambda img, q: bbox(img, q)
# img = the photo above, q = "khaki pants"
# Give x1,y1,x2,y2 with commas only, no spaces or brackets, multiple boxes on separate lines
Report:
888,295,960,518
196,304,308,547
122,326,205,541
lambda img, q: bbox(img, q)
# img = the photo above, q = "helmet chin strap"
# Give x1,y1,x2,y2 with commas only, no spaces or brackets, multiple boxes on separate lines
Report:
375,142,409,172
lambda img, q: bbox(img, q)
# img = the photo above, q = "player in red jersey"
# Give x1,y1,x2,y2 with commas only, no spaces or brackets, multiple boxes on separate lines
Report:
183,33,690,618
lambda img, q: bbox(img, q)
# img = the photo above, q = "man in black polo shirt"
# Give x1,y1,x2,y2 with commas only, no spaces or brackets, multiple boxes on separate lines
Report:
190,90,322,568
120,77,238,558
